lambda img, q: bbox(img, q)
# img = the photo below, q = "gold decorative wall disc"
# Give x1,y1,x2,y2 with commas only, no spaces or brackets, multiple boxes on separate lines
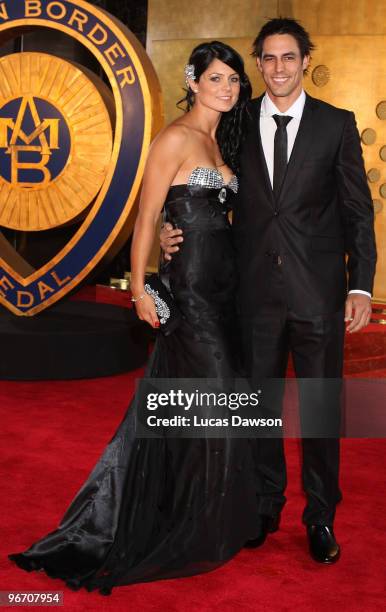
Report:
361,128,376,145
367,168,381,182
376,101,386,119
311,65,330,87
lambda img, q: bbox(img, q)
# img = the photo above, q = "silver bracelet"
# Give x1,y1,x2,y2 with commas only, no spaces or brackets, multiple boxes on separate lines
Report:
131,292,146,303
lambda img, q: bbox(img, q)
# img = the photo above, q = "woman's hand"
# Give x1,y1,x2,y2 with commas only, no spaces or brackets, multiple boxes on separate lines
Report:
133,293,160,329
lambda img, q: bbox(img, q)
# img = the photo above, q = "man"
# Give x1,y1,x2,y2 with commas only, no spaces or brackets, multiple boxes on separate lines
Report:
161,18,377,564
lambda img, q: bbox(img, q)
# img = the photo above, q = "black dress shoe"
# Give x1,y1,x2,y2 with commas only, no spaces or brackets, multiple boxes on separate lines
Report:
244,514,280,548
307,525,341,564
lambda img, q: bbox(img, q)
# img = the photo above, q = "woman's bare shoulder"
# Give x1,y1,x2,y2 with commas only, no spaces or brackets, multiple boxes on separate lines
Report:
151,120,193,152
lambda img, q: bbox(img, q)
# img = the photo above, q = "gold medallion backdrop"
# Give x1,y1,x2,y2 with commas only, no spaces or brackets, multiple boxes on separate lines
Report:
0,53,113,231
147,0,386,301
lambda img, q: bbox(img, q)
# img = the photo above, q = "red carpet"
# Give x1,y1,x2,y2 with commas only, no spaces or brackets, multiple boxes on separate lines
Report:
2,378,386,611
1,288,385,611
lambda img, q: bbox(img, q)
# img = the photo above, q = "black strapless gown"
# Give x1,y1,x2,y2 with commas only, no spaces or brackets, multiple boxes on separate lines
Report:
9,183,261,594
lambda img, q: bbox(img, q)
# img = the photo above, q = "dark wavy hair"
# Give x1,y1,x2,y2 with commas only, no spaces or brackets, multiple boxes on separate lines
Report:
178,41,252,172
252,18,315,74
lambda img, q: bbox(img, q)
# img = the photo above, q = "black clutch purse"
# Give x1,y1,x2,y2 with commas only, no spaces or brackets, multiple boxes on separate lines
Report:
144,273,182,335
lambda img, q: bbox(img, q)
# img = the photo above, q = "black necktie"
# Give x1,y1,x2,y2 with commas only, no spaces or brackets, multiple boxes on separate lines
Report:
272,114,293,198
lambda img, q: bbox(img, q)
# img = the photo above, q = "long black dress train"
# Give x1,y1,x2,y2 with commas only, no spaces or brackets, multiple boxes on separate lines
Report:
9,168,261,594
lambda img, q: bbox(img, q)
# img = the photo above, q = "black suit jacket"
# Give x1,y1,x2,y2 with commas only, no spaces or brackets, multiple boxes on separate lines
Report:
232,93,377,317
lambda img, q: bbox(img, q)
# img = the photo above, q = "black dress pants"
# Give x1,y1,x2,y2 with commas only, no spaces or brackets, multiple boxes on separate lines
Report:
240,259,344,525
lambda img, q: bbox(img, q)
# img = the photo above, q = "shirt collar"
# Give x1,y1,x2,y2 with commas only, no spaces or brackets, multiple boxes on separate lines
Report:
260,90,306,120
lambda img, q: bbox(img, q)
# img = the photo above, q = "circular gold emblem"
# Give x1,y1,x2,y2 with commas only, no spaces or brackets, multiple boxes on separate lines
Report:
311,65,330,87
0,52,113,231
367,168,381,183
361,128,377,146
376,101,386,120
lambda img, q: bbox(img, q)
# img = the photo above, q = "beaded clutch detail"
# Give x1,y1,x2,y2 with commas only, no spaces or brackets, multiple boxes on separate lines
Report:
144,274,182,335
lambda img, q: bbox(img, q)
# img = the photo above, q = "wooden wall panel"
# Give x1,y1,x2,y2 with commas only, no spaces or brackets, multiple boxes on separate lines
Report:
147,0,277,45
278,0,386,35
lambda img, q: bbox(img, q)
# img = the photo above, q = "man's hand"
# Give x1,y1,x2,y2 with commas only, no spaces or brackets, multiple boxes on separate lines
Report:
160,222,183,261
345,293,372,333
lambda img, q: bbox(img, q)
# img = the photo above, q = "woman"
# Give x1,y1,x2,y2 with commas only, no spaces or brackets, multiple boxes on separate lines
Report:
9,42,261,594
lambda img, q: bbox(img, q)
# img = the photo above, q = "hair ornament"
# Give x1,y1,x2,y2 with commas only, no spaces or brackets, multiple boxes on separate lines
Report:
184,64,196,88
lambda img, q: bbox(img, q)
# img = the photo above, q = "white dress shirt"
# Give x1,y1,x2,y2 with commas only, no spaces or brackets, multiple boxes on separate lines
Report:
260,89,306,187
259,90,371,299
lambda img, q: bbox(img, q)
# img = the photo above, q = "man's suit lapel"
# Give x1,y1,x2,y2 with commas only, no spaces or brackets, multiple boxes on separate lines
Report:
277,94,317,205
246,97,275,208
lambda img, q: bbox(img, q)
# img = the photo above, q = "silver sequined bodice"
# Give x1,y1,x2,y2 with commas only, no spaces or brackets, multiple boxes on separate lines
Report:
187,167,238,194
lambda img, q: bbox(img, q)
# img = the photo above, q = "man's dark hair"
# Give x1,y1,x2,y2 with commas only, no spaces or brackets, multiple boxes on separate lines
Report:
252,17,316,60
